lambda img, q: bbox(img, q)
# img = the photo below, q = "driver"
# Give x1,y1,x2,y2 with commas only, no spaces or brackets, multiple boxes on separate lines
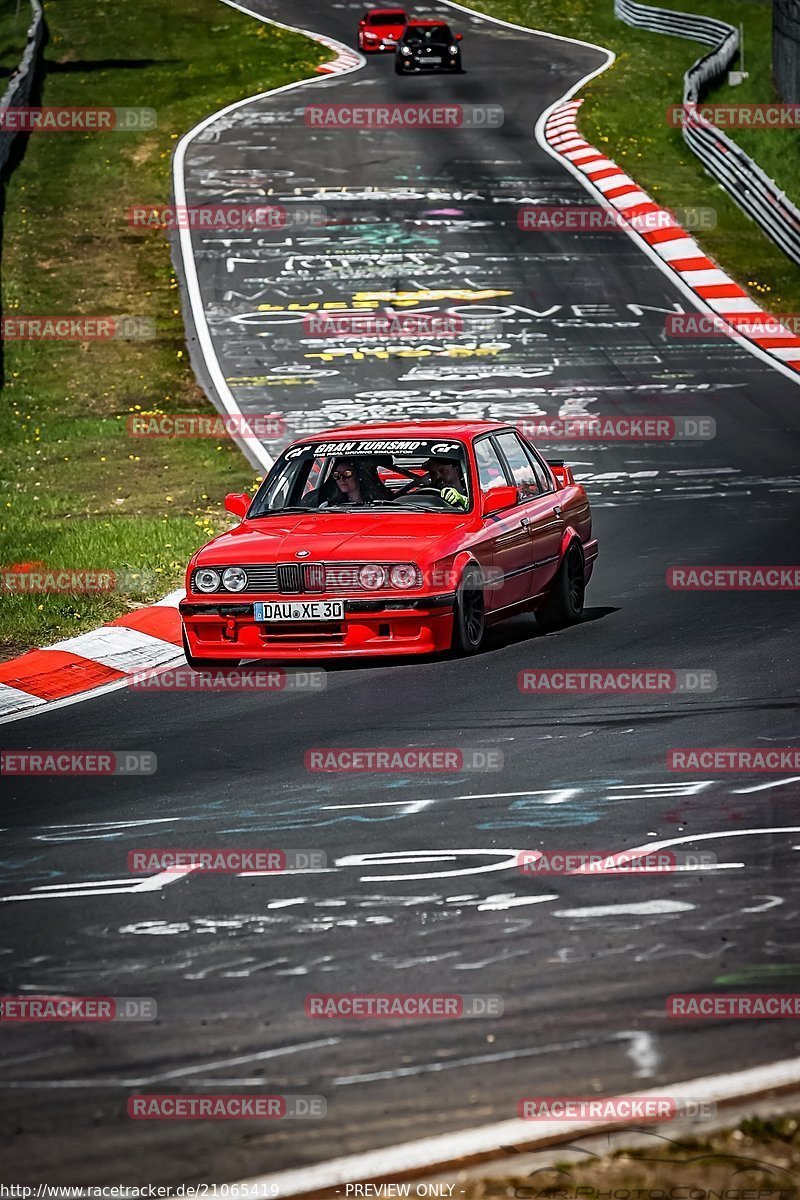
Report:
424,455,469,510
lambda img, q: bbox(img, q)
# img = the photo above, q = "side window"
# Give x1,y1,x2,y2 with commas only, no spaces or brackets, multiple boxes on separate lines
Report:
474,437,508,491
495,432,542,500
511,432,553,494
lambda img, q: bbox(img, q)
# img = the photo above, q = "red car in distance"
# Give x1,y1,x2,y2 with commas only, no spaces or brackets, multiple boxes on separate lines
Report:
179,421,598,667
357,7,407,52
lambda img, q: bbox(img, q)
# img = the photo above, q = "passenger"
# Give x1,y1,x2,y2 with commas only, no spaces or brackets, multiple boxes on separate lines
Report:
318,458,393,506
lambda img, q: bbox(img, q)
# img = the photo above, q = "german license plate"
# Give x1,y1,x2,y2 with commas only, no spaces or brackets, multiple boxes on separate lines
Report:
254,599,345,622
426,56,442,62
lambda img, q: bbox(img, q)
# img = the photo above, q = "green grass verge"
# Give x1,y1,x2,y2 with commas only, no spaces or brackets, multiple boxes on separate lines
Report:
0,0,328,660
0,0,30,76
458,1111,800,1198
476,0,800,315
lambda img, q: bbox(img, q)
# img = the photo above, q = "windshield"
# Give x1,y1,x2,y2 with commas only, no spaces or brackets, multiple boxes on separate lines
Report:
405,24,451,43
249,437,472,516
367,10,405,24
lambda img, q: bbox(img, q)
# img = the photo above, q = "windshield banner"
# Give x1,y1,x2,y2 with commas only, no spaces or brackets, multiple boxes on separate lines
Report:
284,439,463,459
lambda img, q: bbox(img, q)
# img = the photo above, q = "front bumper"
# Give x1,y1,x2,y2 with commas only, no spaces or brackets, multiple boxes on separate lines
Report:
399,55,460,70
180,594,455,661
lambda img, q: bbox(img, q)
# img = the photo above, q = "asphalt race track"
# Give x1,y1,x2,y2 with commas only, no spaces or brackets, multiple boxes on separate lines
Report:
2,0,800,1184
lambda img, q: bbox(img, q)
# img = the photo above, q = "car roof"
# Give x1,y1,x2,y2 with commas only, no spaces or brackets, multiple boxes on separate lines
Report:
406,18,450,25
291,420,512,443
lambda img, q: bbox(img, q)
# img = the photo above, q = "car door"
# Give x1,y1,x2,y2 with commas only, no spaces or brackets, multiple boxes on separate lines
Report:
493,431,565,601
473,434,534,612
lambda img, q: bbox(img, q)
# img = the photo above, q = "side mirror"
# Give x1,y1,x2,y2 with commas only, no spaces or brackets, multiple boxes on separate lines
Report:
455,32,463,40
482,485,517,516
224,492,250,520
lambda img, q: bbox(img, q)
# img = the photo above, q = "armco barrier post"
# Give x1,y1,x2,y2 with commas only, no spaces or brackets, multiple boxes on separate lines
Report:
0,1,45,176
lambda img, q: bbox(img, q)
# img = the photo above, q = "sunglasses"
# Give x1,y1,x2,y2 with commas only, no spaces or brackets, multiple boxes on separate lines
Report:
332,469,355,480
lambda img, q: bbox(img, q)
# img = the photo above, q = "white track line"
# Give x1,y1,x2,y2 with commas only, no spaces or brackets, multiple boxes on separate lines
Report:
232,1056,800,1196
569,825,800,874
171,0,366,475
440,0,615,60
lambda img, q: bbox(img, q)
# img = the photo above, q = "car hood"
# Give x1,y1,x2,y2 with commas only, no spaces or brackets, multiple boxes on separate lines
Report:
195,511,470,565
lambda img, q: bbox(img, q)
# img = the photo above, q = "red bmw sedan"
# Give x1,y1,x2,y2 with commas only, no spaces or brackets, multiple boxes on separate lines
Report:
179,421,598,666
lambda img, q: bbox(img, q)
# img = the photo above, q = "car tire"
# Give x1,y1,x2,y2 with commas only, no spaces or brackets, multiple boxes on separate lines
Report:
182,628,240,672
451,563,486,655
537,542,585,629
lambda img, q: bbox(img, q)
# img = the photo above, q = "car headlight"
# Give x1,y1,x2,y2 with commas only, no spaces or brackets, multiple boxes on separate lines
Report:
448,43,459,53
359,564,387,590
400,44,412,55
365,30,377,38
195,567,221,593
389,564,418,589
222,566,248,593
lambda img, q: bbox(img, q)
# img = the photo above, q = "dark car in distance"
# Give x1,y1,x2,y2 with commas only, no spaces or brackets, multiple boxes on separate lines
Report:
396,20,463,73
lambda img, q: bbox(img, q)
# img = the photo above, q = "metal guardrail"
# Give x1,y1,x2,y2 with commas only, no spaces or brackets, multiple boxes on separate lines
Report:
614,0,800,266
0,0,44,174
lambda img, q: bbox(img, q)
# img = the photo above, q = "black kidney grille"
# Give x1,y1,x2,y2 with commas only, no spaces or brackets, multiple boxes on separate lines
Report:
278,564,302,593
